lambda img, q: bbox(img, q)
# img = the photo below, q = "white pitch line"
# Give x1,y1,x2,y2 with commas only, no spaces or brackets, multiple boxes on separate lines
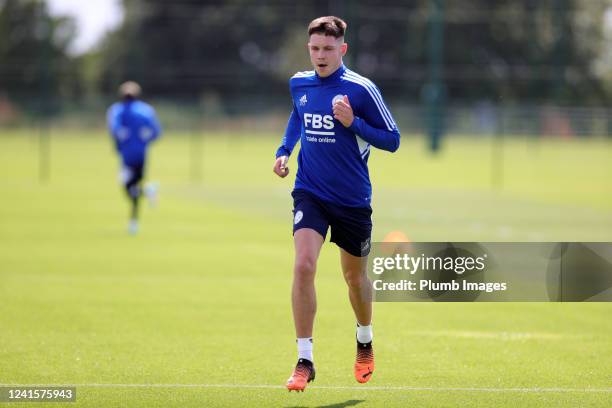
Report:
408,330,581,340
1,384,611,393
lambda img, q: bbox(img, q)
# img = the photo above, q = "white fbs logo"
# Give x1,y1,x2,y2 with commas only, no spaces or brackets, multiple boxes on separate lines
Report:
304,94,344,136
304,113,334,135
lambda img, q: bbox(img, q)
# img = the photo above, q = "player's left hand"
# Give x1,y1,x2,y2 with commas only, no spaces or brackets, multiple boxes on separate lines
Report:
333,95,354,128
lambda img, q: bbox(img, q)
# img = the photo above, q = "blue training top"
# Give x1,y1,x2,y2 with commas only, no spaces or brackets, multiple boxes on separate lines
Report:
275,64,400,208
107,100,161,167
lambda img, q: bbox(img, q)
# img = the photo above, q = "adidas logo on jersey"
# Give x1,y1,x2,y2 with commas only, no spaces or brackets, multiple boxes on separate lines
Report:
299,94,307,106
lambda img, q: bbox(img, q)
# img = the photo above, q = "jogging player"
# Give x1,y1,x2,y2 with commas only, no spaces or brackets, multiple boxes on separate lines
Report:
107,81,161,234
273,16,400,391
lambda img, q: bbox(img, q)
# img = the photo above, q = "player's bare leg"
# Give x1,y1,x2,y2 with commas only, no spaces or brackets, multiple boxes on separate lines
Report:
126,183,141,235
286,228,324,391
340,248,375,383
292,228,324,337
340,249,371,324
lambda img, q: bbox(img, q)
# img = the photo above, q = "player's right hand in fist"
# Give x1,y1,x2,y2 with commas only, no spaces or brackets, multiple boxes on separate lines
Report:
273,155,290,178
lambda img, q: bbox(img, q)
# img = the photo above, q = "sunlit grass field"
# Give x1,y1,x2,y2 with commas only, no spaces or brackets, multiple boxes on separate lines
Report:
0,129,611,407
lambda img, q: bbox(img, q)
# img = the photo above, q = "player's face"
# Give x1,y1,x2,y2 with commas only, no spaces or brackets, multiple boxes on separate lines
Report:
308,33,347,77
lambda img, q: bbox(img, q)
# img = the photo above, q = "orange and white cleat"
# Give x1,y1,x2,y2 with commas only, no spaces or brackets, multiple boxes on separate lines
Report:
354,341,374,383
286,358,316,392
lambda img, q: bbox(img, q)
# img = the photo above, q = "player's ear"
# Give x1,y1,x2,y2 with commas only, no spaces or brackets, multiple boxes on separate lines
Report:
340,42,348,56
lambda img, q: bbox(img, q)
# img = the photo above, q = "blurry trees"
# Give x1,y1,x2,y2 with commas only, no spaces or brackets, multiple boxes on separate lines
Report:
93,0,610,105
0,0,609,109
441,0,609,104
0,0,79,111
96,0,311,100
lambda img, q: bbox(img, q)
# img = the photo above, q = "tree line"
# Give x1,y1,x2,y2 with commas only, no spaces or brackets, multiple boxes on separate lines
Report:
0,0,610,112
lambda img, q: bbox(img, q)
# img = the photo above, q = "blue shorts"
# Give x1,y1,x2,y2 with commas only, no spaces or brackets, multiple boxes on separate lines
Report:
292,189,372,257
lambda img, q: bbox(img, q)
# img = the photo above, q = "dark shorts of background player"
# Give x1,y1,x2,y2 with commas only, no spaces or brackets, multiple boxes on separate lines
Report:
292,189,372,257
123,162,144,190
120,162,145,200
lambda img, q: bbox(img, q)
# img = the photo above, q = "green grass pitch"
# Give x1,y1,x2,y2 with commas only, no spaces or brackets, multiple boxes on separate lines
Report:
0,129,611,407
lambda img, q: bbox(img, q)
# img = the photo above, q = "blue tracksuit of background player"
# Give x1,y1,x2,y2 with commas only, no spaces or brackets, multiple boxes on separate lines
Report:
107,99,161,168
276,64,400,208
107,82,161,234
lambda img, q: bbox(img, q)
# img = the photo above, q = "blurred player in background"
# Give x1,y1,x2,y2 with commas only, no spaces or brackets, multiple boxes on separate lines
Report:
273,16,400,391
107,81,161,234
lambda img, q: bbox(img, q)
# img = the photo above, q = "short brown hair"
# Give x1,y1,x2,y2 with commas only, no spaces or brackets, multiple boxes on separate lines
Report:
118,81,142,99
308,16,347,38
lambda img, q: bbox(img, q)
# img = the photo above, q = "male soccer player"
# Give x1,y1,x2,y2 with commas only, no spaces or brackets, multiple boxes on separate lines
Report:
107,81,161,234
273,16,400,391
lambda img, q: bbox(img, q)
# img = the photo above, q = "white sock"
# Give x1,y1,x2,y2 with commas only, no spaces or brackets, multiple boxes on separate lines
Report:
297,337,313,362
356,323,373,343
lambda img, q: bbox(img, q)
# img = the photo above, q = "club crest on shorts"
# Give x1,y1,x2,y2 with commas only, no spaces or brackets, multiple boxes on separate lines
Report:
294,210,303,225
332,94,344,107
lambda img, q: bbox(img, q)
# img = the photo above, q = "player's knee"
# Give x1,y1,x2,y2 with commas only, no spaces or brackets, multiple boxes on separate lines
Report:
126,185,140,199
343,269,366,289
294,256,316,280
